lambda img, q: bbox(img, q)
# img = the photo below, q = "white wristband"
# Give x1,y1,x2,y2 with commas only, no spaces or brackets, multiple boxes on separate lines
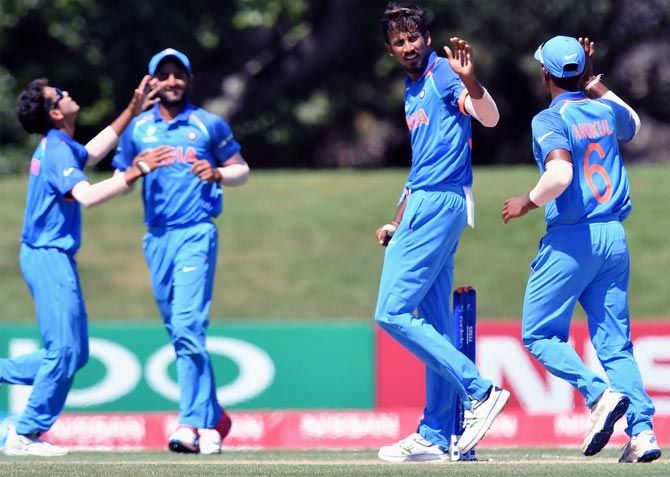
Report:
136,160,151,175
585,74,603,92
381,223,397,236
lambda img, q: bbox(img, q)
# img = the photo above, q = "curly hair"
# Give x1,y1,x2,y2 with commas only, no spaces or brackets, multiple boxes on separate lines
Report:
380,2,431,44
17,78,53,135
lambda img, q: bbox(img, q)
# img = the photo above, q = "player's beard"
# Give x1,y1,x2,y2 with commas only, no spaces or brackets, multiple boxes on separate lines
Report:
158,91,188,109
404,52,429,76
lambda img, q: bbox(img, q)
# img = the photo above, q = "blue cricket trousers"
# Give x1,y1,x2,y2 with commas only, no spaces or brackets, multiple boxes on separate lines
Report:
375,188,492,448
523,219,655,436
0,245,88,435
144,221,222,429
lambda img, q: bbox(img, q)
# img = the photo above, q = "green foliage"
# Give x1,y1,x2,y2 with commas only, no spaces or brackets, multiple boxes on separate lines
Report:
0,167,668,322
232,0,309,28
1,0,668,171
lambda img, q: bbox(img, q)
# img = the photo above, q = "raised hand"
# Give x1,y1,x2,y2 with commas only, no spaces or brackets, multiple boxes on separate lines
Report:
444,37,475,79
578,37,596,84
128,75,162,117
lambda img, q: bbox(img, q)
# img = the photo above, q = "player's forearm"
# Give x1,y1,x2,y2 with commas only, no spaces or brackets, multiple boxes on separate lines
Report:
109,106,137,136
528,159,573,207
460,75,485,100
71,165,145,208
71,174,129,208
586,78,641,135
85,126,119,167
85,110,137,167
464,89,499,127
391,197,407,225
85,107,138,167
216,163,250,186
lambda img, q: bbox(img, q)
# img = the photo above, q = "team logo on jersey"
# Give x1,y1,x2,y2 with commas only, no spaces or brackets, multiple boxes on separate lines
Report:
406,108,430,131
186,130,198,141
142,125,159,143
419,89,426,100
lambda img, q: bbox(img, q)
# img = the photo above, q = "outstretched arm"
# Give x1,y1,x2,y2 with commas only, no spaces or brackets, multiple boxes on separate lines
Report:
85,76,162,167
72,146,172,208
444,37,499,127
579,37,640,135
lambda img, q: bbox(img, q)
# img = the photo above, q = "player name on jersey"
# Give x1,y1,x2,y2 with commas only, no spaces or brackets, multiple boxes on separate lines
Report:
572,119,614,139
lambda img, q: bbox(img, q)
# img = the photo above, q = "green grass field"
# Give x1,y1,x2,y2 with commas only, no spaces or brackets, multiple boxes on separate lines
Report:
0,449,668,476
0,165,668,321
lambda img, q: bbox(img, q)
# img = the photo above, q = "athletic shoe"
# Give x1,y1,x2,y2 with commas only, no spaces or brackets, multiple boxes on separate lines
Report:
619,430,662,463
378,433,448,462
582,388,630,456
457,386,510,453
168,425,199,453
215,409,233,441
3,428,68,456
197,428,221,455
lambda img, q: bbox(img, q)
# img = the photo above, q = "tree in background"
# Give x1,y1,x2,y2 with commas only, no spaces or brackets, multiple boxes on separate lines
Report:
1,0,669,172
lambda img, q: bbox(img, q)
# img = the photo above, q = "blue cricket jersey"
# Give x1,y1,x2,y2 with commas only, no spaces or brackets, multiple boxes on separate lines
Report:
404,51,472,190
112,102,241,228
532,91,636,227
21,129,89,254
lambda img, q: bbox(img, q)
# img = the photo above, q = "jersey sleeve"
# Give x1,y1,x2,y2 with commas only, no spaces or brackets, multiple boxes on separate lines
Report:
210,117,242,165
431,60,466,109
45,143,88,196
531,110,571,165
112,124,138,171
597,98,636,143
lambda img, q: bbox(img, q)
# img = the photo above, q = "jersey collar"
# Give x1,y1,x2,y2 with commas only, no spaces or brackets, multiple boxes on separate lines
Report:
151,101,195,123
550,90,586,108
406,51,439,85
46,128,77,145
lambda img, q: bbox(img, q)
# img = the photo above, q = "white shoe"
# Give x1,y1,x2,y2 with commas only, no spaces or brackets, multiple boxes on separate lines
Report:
3,428,68,456
168,426,199,453
582,388,630,456
378,433,448,462
619,430,662,463
457,386,510,454
197,428,221,455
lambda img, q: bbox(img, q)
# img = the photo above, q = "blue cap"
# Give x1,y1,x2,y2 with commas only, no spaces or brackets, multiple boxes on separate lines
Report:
534,36,585,78
148,48,192,76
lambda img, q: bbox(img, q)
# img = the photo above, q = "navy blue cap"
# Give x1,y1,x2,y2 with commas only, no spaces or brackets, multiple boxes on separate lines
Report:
148,48,192,76
534,36,585,78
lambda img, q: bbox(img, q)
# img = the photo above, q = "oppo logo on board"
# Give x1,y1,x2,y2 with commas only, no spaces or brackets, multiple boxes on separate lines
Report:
7,337,275,413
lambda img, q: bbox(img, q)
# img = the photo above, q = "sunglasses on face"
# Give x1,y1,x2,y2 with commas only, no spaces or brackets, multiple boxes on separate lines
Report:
50,87,64,110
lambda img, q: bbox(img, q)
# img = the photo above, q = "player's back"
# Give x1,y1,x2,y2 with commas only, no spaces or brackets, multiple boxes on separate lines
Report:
537,93,636,227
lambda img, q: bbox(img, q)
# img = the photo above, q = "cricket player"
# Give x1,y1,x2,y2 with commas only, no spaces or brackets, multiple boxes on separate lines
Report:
374,2,510,462
112,48,249,454
502,36,661,463
3,76,167,456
